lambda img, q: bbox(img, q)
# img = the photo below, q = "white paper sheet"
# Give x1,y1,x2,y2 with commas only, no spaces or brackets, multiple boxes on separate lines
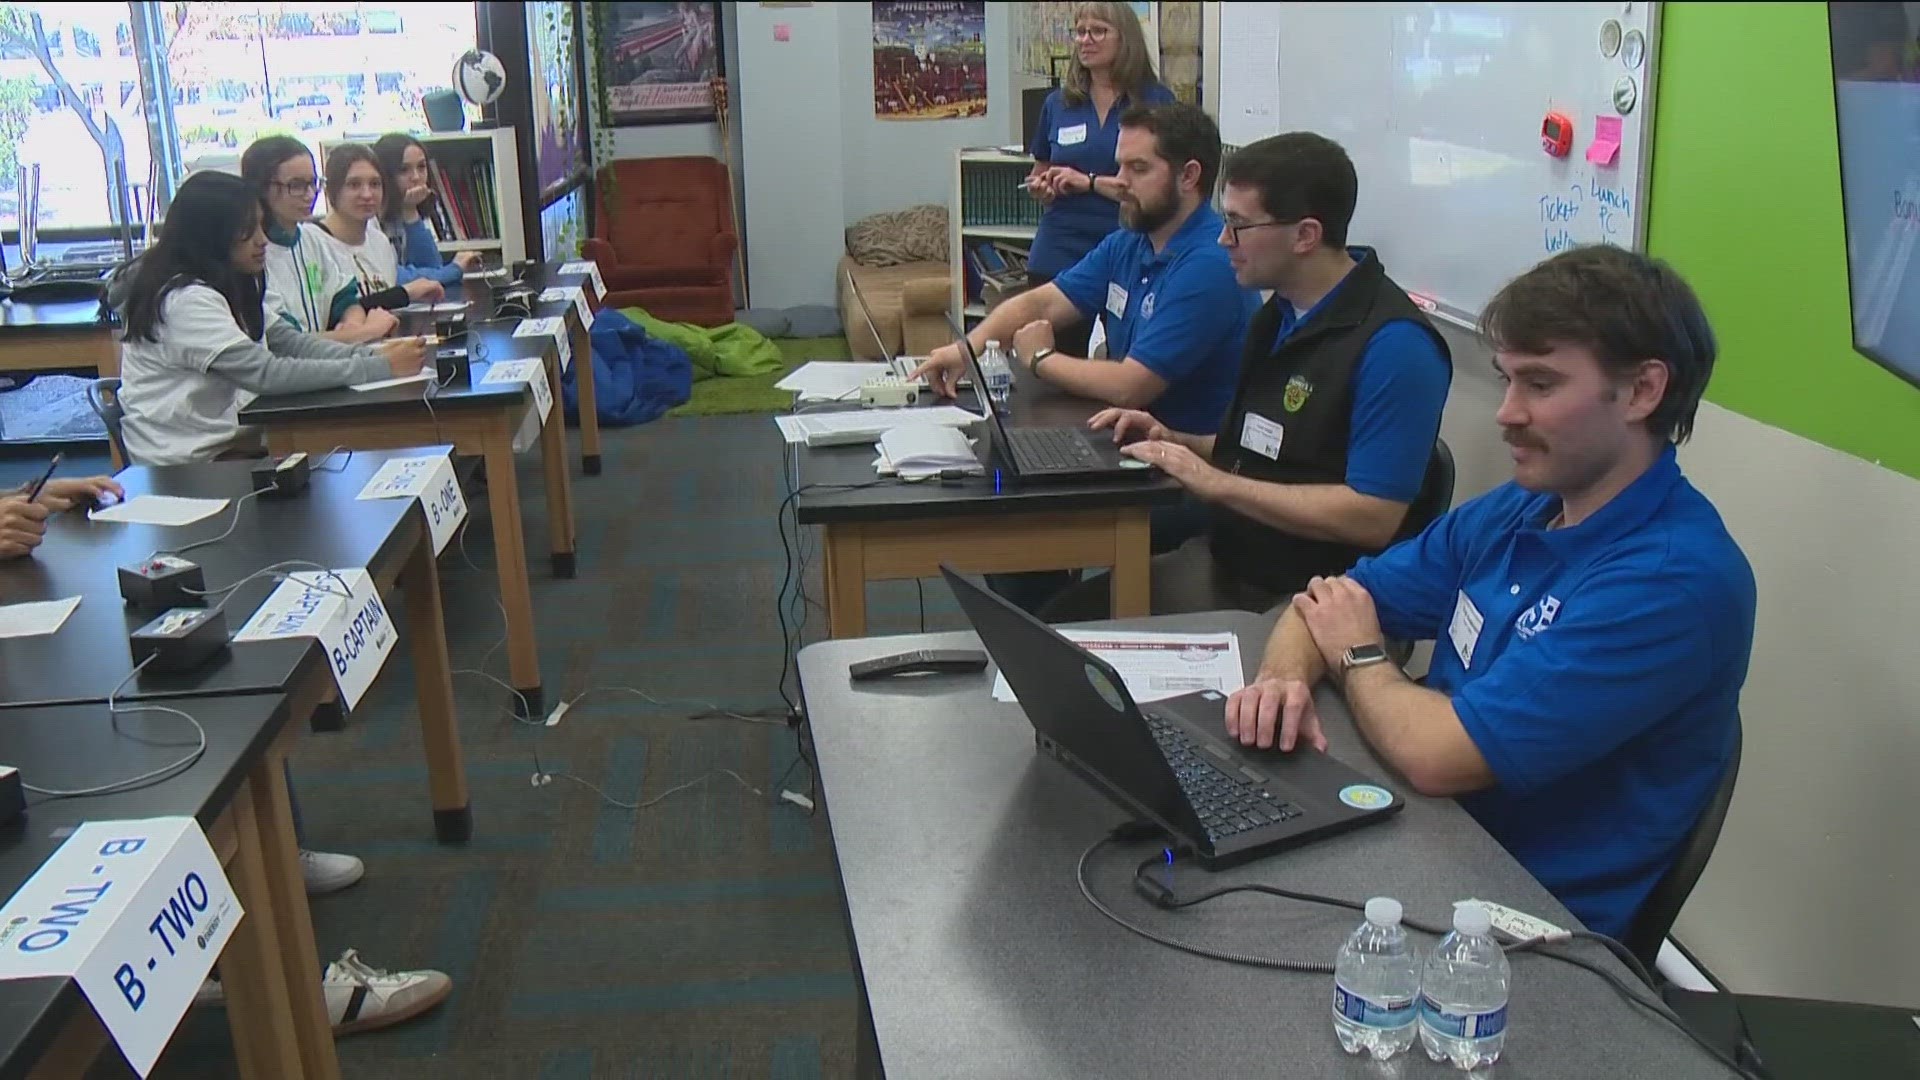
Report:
0,595,81,638
87,495,228,527
991,630,1245,704
774,361,895,402
772,405,981,446
350,371,435,392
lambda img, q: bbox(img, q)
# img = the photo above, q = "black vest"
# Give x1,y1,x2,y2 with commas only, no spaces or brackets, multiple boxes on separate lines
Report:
1207,252,1451,593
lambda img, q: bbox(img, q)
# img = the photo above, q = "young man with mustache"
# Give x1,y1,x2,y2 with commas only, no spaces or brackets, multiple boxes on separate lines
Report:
1223,246,1756,940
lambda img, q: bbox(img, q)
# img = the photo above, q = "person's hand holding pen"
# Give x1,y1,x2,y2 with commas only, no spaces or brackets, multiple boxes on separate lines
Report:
1021,170,1058,206
380,334,432,377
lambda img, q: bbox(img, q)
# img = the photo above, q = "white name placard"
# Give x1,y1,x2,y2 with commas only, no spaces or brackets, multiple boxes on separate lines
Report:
0,819,241,1077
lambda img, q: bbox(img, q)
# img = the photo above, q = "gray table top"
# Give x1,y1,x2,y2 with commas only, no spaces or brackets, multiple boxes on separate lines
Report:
797,610,1735,1080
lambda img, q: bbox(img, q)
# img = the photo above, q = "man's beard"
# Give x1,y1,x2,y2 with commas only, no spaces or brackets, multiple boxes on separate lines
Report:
1121,190,1176,233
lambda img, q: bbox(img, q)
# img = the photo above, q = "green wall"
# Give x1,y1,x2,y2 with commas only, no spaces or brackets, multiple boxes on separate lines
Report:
1648,2,1920,479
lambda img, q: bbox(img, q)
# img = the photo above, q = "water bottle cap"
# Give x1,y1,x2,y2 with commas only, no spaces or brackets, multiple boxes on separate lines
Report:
1364,897,1402,926
1453,901,1492,936
985,339,1002,349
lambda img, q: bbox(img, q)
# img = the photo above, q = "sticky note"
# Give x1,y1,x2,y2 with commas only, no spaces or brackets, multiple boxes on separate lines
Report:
1586,116,1623,166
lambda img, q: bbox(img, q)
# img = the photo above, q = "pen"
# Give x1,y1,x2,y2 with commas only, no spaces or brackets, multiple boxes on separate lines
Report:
21,452,61,503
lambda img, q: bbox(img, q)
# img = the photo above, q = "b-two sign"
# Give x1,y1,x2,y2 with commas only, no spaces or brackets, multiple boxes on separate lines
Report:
482,358,554,454
356,452,468,555
0,819,239,1077
233,568,396,710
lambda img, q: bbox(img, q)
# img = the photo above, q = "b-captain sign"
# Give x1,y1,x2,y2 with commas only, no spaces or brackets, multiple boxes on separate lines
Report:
0,819,240,1077
232,568,397,710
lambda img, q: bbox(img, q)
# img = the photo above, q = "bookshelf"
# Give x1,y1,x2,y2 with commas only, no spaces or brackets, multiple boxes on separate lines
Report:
319,129,526,266
952,148,1040,324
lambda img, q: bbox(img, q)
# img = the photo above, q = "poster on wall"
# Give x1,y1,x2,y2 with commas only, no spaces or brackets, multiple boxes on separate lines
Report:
596,2,724,126
528,0,587,199
872,1,988,121
1015,1,1155,82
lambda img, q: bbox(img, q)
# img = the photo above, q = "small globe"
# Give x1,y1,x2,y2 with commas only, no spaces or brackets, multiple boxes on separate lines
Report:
453,49,507,108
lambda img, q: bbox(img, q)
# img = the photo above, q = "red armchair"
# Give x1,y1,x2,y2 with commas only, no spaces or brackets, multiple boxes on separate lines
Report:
583,156,738,327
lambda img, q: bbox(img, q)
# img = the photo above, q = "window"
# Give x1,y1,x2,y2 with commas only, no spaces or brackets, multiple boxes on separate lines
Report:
164,2,476,174
0,1,476,239
0,3,152,231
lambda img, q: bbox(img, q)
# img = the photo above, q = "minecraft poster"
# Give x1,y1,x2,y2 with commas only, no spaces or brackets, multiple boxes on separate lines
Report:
873,1,988,121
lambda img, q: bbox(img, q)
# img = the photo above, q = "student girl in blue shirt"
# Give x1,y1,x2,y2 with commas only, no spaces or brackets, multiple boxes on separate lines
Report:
371,134,487,287
1025,2,1175,359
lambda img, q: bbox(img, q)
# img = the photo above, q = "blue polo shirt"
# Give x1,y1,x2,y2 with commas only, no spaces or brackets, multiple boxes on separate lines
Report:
1052,204,1257,434
1348,447,1756,938
1270,248,1452,503
1026,83,1178,277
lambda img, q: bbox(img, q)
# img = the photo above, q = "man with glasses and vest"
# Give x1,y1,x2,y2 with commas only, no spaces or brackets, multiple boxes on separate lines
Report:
1047,132,1452,618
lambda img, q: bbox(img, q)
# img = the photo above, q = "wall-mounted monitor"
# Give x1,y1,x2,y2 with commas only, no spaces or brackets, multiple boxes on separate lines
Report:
1829,2,1920,387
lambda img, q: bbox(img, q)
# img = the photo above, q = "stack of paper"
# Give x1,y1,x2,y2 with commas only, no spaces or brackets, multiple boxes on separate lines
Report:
877,426,980,479
772,406,981,447
773,361,892,402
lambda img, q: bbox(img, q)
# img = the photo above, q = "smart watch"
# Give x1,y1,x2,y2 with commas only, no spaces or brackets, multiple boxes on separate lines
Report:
1028,347,1056,378
1340,643,1390,677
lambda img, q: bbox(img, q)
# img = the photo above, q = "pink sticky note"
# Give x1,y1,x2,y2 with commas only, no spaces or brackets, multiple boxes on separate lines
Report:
1586,116,1623,166
774,23,791,42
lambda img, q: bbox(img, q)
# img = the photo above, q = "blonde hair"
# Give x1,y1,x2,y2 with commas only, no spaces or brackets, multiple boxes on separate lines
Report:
1062,1,1158,106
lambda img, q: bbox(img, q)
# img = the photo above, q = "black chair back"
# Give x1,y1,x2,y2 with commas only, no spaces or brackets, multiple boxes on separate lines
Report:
1398,437,1456,541
1624,727,1743,974
85,377,129,465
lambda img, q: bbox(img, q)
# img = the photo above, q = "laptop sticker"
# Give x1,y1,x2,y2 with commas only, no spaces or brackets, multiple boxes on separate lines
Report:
1338,784,1394,810
1085,663,1127,712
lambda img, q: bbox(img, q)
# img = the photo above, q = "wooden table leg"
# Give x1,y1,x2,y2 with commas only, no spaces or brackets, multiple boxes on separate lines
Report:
249,738,343,1080
539,355,578,579
823,523,867,639
1109,509,1152,618
400,527,472,841
570,317,602,475
220,784,308,1080
483,416,544,715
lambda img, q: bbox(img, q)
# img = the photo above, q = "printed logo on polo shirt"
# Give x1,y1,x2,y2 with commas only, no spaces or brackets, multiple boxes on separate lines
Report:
1514,594,1562,640
1141,292,1155,319
1282,375,1314,413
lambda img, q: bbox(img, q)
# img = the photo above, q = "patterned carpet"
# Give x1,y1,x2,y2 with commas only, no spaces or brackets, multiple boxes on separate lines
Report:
93,411,968,1077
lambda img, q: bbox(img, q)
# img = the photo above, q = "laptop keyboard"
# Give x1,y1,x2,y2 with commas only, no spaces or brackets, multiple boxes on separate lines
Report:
1144,712,1304,846
1008,428,1099,473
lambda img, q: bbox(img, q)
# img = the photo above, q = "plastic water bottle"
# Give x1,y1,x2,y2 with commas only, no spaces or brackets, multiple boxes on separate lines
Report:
1331,897,1420,1059
981,339,1013,404
1418,901,1511,1070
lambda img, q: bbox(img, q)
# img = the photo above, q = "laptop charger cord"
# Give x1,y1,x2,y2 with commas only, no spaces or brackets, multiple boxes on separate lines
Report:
1086,825,1766,1080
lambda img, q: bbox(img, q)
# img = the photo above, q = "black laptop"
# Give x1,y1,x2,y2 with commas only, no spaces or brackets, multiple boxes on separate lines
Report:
943,313,1146,482
943,566,1402,866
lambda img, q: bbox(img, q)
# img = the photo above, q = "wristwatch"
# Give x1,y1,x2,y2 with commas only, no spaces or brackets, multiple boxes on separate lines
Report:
1028,347,1056,378
1340,644,1390,677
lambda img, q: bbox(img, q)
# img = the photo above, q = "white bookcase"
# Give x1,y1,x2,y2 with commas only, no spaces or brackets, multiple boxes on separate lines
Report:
319,128,525,266
951,148,1039,325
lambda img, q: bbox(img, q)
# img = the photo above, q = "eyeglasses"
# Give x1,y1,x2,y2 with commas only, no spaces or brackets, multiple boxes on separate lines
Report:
1072,25,1112,42
270,179,322,198
1221,218,1300,244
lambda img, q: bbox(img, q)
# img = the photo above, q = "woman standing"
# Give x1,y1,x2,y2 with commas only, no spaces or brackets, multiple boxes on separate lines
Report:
240,135,393,342
316,143,445,305
1024,1,1172,358
370,133,486,287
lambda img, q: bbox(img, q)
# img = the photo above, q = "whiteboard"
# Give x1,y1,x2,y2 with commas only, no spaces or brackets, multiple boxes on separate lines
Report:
1217,2,1658,329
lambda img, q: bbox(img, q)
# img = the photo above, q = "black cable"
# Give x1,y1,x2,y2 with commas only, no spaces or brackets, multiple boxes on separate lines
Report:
915,577,926,633
1098,834,1762,1079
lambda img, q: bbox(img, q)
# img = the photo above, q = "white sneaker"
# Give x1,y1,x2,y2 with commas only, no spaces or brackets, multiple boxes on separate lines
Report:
324,949,452,1036
194,951,451,1036
300,849,365,896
